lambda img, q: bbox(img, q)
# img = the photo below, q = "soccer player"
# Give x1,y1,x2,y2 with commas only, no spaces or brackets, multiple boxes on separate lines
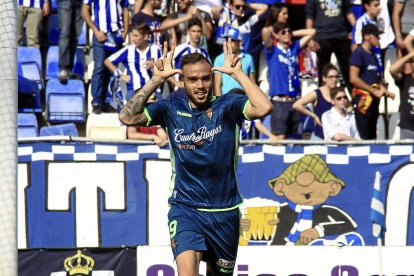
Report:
119,39,273,275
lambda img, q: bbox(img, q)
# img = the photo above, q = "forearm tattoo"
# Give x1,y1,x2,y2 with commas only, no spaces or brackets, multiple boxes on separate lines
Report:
119,77,163,125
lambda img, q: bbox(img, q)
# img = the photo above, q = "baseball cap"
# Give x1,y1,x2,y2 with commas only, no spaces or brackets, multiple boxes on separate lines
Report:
224,28,241,41
361,24,381,36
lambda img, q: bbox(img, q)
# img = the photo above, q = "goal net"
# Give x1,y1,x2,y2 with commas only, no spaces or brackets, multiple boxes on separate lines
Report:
0,0,17,274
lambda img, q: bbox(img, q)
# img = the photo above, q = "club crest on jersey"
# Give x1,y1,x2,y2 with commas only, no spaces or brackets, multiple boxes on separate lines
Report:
205,108,214,119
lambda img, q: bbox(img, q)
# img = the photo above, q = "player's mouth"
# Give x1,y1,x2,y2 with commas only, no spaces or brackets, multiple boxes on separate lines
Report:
194,91,207,100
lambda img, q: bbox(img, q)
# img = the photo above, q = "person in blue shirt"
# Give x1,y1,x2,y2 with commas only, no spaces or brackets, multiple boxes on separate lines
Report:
119,39,273,275
263,22,315,140
213,28,255,96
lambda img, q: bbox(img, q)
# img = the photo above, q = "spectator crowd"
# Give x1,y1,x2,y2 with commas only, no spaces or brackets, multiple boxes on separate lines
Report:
17,0,414,142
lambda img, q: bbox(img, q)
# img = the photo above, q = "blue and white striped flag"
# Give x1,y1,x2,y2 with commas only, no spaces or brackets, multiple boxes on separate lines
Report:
370,171,386,239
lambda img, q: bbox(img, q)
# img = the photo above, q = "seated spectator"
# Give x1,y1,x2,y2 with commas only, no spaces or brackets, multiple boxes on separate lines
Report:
213,29,254,96
389,50,414,139
322,87,360,141
293,63,340,140
18,0,50,47
104,24,161,101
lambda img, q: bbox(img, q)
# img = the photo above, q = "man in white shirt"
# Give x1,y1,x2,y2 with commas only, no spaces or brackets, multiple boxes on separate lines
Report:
322,87,360,141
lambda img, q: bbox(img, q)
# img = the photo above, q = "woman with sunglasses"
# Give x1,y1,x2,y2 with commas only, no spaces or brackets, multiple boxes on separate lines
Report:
321,87,360,141
293,63,340,140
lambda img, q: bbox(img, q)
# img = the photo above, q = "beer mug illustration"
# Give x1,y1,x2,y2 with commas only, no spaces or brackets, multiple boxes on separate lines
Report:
239,197,280,245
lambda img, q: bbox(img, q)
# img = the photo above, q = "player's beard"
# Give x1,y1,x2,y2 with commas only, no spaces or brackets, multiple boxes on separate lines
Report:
186,87,213,109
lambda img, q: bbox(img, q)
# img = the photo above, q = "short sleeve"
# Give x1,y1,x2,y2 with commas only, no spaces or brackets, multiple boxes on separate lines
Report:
349,49,362,68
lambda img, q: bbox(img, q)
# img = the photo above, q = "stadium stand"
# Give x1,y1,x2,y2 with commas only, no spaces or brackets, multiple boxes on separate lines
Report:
18,78,42,113
46,46,85,80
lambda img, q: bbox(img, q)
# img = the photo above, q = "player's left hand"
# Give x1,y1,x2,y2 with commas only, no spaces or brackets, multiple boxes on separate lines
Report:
211,38,243,78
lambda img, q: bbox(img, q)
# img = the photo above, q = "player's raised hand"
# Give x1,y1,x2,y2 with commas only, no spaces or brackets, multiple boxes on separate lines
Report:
212,38,243,77
153,42,182,80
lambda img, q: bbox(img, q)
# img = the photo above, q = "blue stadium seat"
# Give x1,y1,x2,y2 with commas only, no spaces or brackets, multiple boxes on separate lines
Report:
46,46,84,80
18,47,43,90
18,77,42,113
48,14,60,45
18,113,38,138
46,79,86,123
40,123,79,136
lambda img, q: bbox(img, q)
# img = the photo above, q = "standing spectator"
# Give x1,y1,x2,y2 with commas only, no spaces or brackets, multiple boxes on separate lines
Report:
105,24,161,101
392,0,414,55
131,0,163,47
212,0,267,53
213,28,254,96
82,0,129,114
293,63,340,140
349,23,394,139
58,0,84,82
17,0,50,47
119,41,273,276
351,0,381,50
263,22,315,140
306,0,356,90
389,50,414,139
322,87,360,141
160,0,213,48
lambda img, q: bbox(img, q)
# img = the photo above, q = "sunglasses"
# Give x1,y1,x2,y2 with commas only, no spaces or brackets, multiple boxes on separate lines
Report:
233,4,246,9
279,29,292,35
335,96,348,101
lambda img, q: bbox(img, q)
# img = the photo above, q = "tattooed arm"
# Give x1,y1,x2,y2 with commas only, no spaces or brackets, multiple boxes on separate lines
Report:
119,43,182,126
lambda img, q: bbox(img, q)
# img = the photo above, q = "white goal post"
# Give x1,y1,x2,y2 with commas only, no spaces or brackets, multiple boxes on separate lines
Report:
0,0,17,275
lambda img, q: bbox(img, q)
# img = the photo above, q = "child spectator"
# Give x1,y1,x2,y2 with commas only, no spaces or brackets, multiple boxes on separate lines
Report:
351,0,382,50
105,24,161,101
169,17,210,89
213,28,254,96
263,22,315,140
322,87,360,141
349,23,395,139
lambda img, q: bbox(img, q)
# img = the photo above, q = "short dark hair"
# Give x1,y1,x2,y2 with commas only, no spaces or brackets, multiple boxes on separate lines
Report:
362,0,378,7
130,23,151,35
188,17,202,30
180,53,211,71
272,22,290,34
330,86,346,100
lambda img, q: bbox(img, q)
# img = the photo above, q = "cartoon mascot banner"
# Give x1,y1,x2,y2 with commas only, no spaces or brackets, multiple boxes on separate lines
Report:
18,142,414,249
